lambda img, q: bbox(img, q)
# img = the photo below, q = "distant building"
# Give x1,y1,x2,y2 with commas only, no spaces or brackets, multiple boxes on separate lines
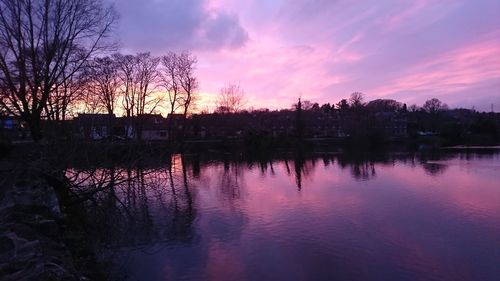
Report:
61,108,411,142
373,112,408,138
188,110,352,140
135,114,168,141
74,114,119,140
73,113,169,141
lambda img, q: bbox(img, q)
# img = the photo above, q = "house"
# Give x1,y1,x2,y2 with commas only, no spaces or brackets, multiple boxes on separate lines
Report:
135,114,168,141
74,113,169,141
189,110,350,140
374,112,408,138
0,115,30,141
73,114,121,140
165,113,186,140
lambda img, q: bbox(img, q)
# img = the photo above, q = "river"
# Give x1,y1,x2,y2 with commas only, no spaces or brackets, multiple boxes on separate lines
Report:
69,150,500,281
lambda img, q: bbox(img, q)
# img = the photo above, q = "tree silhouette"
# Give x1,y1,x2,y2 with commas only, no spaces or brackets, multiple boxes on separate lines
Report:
0,0,117,140
215,84,246,113
423,98,448,113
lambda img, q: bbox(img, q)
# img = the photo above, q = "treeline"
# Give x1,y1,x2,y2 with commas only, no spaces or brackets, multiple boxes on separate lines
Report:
0,0,200,141
290,93,499,146
290,92,446,114
211,92,499,147
0,0,115,140
81,52,197,120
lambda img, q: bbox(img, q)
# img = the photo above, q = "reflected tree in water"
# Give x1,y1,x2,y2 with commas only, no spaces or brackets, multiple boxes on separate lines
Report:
294,154,305,190
422,163,449,176
337,154,377,181
292,151,314,190
217,159,245,201
63,156,198,250
60,151,476,252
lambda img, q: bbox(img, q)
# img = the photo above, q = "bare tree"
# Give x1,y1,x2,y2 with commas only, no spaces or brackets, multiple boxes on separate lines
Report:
44,62,87,121
215,84,246,113
114,53,137,118
160,51,198,116
177,52,198,119
349,92,365,108
122,53,160,141
80,91,101,114
161,52,182,117
409,104,419,112
0,0,117,140
87,56,120,115
112,53,161,140
177,52,198,140
134,53,160,116
302,100,313,111
160,51,198,140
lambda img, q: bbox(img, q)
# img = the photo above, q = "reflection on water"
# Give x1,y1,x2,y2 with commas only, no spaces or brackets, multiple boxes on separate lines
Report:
66,151,500,281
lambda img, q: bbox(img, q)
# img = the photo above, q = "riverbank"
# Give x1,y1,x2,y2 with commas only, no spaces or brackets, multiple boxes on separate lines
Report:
3,133,500,158
0,166,79,280
0,164,107,280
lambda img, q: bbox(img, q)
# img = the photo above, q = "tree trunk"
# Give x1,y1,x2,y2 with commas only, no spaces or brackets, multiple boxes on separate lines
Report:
26,114,43,141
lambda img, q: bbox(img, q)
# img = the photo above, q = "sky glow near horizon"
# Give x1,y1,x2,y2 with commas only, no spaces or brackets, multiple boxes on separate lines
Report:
112,0,500,112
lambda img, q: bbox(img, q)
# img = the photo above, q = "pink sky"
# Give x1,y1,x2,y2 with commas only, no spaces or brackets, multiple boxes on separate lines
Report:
113,0,500,112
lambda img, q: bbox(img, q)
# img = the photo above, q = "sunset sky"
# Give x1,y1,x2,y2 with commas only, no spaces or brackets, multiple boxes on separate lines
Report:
111,0,500,112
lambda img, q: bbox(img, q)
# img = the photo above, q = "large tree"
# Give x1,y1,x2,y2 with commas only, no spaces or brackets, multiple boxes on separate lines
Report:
160,51,198,117
366,99,403,112
349,92,365,108
161,52,182,117
160,51,198,141
0,0,116,140
177,52,198,118
423,98,448,113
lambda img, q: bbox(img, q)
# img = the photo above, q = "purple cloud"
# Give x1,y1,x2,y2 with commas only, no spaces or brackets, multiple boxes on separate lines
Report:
111,0,500,112
111,0,248,53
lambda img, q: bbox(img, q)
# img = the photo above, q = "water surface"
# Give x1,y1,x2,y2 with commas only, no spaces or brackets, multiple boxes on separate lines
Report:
71,151,500,281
